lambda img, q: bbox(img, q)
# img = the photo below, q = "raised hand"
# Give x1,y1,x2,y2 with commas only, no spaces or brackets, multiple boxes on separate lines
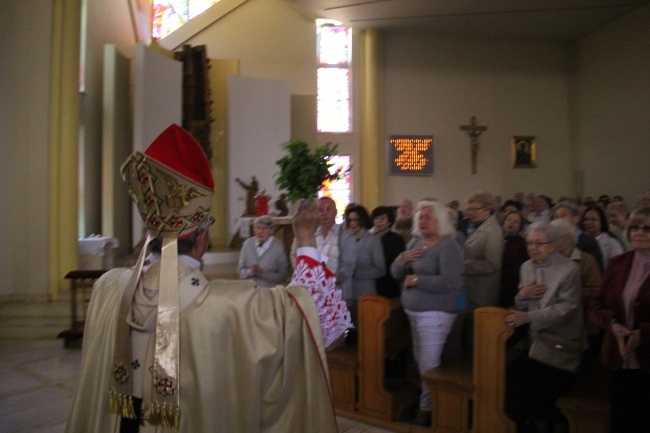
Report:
292,199,318,248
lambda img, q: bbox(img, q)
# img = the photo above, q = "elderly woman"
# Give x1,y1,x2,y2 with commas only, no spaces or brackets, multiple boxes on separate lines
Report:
581,205,625,271
344,204,385,305
237,216,290,287
391,201,465,427
506,221,583,433
589,207,650,433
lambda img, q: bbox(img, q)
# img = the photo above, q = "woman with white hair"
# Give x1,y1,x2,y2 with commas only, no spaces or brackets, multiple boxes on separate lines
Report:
237,216,290,287
506,221,583,433
391,201,466,427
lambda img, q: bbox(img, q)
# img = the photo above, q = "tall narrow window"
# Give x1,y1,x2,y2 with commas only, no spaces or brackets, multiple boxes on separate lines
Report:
153,0,221,40
317,22,351,133
318,155,352,224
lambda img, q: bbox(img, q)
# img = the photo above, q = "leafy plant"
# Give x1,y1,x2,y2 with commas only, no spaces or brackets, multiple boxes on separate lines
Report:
275,140,342,203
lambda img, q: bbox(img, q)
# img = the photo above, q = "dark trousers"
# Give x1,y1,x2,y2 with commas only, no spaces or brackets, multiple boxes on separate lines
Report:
529,358,575,430
606,368,650,433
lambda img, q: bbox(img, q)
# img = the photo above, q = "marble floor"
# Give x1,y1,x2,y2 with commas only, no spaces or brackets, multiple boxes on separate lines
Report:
0,338,397,433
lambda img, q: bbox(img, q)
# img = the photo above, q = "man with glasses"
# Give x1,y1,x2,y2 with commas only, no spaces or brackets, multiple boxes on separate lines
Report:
528,194,553,223
463,191,504,312
449,191,504,355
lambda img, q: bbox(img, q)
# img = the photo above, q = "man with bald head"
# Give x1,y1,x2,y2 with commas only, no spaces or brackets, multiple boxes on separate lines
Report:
398,199,414,218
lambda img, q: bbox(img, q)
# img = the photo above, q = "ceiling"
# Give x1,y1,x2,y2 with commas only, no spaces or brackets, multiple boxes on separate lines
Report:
287,0,649,41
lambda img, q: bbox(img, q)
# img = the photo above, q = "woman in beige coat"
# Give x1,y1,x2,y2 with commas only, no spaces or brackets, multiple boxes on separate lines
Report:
506,221,583,433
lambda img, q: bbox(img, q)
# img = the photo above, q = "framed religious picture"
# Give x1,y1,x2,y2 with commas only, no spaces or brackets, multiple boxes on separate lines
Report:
511,136,537,168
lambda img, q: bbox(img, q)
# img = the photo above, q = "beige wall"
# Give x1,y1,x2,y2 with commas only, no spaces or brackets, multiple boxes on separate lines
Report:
0,1,53,297
382,34,574,207
573,2,650,206
186,0,316,95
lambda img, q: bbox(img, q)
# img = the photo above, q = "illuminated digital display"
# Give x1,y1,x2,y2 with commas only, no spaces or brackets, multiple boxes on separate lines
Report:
388,135,434,176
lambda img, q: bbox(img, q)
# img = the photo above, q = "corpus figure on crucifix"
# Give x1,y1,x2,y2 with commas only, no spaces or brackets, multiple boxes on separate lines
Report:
460,116,488,174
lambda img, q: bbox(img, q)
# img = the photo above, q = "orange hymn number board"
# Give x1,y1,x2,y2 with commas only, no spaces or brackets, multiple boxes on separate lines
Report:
388,135,434,176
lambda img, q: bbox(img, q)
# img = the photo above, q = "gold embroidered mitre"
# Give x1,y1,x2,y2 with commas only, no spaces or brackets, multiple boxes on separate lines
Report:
121,124,214,239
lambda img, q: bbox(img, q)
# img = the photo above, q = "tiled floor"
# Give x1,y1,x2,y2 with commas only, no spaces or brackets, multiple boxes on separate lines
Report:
0,338,397,433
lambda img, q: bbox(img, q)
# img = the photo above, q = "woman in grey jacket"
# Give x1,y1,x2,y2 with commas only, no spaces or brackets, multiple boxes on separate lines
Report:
391,201,465,427
237,216,290,287
506,221,583,433
344,205,385,306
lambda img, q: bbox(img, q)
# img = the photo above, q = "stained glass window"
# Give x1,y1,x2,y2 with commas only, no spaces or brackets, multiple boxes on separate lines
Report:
318,155,352,223
152,0,221,40
317,23,351,133
319,26,350,65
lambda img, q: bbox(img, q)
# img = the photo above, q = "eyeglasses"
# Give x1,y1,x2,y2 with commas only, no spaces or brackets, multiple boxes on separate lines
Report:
629,225,650,233
526,241,553,247
466,207,483,212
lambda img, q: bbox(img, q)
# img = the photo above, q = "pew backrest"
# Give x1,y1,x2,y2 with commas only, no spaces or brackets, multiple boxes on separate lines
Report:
472,307,516,433
357,295,417,421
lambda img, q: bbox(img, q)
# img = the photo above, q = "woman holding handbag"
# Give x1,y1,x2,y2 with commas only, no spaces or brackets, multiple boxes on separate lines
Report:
506,221,584,433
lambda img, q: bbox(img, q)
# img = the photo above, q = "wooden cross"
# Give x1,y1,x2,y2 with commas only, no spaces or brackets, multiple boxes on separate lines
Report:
460,116,488,174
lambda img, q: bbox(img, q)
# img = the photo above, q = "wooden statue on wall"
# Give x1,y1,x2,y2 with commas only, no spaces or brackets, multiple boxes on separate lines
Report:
275,193,289,216
174,44,213,160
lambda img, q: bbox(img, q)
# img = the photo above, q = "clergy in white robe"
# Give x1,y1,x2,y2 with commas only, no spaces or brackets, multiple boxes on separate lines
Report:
65,124,351,433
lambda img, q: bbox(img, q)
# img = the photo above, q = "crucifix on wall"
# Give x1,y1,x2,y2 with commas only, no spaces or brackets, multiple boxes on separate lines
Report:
460,116,488,174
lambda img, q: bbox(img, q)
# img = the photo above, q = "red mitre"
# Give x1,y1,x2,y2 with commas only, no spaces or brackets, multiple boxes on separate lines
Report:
144,124,214,190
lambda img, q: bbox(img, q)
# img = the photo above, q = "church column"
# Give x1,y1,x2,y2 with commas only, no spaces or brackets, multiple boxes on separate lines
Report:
358,29,384,211
48,0,81,299
209,59,241,247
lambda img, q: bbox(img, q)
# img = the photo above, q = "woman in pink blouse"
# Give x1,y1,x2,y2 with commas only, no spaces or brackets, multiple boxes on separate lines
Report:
589,207,650,433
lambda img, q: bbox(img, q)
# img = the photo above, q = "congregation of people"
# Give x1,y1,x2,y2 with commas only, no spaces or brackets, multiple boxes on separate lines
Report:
238,189,650,433
66,123,647,433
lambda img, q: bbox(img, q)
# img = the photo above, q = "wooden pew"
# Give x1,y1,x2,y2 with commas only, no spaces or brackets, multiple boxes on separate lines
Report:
326,342,358,413
326,295,419,422
423,307,517,433
357,295,419,421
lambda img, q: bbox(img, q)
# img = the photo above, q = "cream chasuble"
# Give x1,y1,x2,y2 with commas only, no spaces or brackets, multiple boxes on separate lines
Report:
65,249,346,432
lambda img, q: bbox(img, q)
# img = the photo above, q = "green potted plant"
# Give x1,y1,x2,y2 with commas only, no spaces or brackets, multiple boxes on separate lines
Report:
275,140,343,204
